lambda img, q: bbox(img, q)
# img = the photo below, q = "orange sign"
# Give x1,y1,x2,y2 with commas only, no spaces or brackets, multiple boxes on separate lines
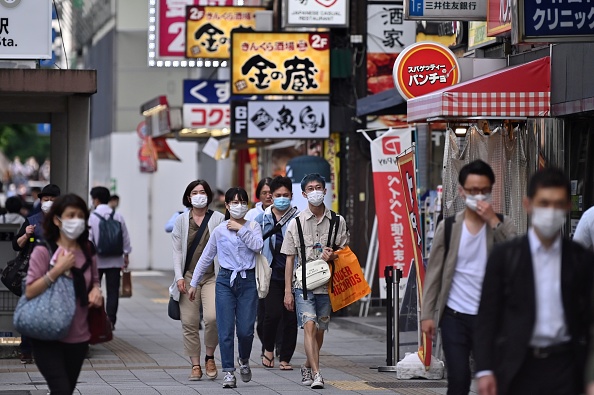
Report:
487,0,512,36
392,42,461,100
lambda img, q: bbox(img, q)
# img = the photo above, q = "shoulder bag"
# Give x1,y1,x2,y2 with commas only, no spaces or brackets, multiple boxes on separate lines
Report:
250,221,271,299
1,237,35,296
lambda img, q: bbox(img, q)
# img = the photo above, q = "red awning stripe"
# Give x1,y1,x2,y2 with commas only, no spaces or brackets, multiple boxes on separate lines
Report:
407,57,551,121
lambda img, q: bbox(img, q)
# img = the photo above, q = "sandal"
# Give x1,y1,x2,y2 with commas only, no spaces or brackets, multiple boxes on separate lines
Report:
279,362,293,371
262,353,274,368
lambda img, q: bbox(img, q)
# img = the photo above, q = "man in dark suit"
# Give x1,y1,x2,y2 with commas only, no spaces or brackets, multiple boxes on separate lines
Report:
475,168,594,395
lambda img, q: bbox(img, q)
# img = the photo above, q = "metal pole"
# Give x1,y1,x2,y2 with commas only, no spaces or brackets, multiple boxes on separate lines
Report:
378,266,398,372
394,268,402,364
384,266,393,366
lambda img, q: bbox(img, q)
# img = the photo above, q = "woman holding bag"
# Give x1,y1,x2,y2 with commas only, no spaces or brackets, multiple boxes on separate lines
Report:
24,194,102,394
189,187,263,389
171,180,225,381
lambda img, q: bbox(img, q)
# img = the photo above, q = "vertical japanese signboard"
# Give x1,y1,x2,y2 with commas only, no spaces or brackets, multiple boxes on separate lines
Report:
231,32,330,95
514,0,594,43
487,0,512,36
370,128,413,298
0,0,52,59
185,6,263,58
183,80,230,129
246,101,329,139
283,0,349,27
405,0,486,20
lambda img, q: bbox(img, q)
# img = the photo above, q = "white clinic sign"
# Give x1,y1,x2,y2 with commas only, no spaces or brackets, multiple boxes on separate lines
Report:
283,0,349,27
0,0,52,59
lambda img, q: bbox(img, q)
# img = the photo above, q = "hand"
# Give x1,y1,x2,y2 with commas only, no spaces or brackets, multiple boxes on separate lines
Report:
477,374,497,395
586,382,594,395
284,292,294,311
475,200,497,224
177,279,187,294
55,250,76,274
88,287,103,308
25,225,35,236
123,254,129,268
321,247,336,262
421,319,436,340
188,286,197,302
227,219,243,232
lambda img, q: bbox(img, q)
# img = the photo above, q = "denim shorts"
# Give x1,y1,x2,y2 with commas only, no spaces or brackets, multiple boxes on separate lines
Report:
294,289,331,331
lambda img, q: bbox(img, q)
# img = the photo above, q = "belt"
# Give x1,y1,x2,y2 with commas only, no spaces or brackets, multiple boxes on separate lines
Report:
528,342,572,359
445,306,475,317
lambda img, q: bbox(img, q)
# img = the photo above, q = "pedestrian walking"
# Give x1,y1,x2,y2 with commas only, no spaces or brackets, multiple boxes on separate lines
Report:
421,160,516,395
573,205,594,250
171,180,224,381
188,187,263,389
475,168,594,395
25,194,103,394
88,187,132,330
281,173,349,389
255,176,299,370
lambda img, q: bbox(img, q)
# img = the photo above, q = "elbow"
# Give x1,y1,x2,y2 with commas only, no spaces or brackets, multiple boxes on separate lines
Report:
24,287,35,300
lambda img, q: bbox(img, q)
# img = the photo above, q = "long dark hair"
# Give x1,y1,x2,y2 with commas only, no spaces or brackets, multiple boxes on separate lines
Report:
182,179,214,208
43,194,90,247
224,187,249,220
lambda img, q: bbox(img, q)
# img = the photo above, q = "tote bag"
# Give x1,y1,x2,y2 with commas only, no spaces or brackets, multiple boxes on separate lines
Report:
328,246,371,312
88,297,113,344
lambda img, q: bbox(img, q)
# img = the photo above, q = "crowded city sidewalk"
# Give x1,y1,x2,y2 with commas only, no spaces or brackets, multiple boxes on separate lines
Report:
0,271,465,394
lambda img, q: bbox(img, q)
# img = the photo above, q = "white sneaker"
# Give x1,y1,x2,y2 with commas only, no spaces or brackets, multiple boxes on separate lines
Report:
301,364,313,386
237,357,252,383
311,372,324,389
222,372,236,388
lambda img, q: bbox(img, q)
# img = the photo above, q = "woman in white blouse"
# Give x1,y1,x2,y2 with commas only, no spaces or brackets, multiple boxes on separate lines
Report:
189,187,263,389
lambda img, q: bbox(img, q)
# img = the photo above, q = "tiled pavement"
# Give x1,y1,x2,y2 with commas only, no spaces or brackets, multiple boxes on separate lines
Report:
0,271,474,394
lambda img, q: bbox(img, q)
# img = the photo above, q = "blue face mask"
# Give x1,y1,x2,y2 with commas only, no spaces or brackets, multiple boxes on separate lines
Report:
273,197,291,211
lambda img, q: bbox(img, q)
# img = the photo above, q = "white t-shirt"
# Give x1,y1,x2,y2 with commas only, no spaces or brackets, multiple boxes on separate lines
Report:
574,206,594,250
446,222,488,315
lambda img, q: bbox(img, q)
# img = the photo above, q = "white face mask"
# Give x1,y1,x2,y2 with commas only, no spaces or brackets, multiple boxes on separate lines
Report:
59,218,87,240
41,200,53,213
229,205,249,219
190,194,208,209
465,193,491,211
306,190,325,207
531,207,566,239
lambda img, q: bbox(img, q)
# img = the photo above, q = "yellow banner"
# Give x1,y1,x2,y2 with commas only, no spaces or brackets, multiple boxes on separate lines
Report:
231,32,331,95
186,6,263,59
324,133,340,213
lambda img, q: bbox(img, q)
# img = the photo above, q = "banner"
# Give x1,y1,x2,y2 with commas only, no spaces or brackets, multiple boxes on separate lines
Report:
370,128,413,298
324,133,340,213
397,151,431,368
246,101,329,138
231,32,330,95
185,6,263,59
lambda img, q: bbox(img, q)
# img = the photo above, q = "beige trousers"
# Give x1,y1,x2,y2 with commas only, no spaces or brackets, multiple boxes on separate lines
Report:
179,271,218,358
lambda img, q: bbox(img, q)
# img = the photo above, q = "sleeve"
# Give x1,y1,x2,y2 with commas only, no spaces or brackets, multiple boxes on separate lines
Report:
238,221,264,253
190,228,218,288
165,211,182,233
26,245,50,286
12,219,28,251
335,215,349,249
171,214,184,281
574,213,593,250
420,219,447,322
280,218,299,256
494,215,517,243
118,215,132,254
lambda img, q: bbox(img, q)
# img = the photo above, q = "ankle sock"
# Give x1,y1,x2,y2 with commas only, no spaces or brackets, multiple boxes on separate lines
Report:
205,355,214,362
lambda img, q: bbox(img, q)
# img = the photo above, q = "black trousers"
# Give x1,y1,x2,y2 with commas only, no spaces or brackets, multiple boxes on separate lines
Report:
262,280,298,363
507,349,577,395
99,268,120,326
31,339,88,395
440,307,476,395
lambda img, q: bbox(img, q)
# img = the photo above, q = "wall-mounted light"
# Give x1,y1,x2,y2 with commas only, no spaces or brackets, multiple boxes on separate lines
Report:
455,127,467,136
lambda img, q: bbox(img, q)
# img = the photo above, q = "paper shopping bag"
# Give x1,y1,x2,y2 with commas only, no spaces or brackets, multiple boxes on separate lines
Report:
120,270,132,298
329,246,371,312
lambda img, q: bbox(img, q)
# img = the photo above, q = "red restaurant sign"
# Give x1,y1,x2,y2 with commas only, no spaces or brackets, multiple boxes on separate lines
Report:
392,42,461,100
487,0,512,36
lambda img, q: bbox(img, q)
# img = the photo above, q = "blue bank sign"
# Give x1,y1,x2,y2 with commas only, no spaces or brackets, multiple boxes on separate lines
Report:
516,0,594,42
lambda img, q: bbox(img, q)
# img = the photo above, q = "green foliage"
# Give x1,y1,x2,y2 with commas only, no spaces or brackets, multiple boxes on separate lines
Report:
0,124,50,164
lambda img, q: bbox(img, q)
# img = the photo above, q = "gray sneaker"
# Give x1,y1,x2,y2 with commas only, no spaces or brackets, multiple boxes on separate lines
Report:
222,372,236,388
237,357,252,383
301,365,313,386
311,372,324,389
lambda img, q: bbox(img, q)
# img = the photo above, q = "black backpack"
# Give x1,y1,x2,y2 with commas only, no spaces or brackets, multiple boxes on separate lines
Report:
93,210,124,257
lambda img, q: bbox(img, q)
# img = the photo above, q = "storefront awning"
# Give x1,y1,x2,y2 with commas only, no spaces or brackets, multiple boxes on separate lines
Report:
407,57,551,122
356,88,407,117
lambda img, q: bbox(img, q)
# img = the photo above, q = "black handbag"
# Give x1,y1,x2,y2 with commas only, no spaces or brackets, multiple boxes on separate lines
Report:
168,297,180,320
1,240,34,296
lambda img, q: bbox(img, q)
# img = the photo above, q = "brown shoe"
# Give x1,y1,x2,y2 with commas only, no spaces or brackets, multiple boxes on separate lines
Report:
189,365,202,381
205,358,218,379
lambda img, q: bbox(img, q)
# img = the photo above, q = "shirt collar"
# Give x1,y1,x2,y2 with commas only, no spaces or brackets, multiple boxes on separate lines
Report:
303,206,331,220
528,227,562,255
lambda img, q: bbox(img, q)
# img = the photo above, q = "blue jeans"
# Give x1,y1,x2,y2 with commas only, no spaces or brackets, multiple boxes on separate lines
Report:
294,289,332,330
216,267,258,372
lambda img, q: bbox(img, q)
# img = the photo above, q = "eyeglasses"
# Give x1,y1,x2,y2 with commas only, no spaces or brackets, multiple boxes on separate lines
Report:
229,201,248,208
305,186,324,193
463,187,492,195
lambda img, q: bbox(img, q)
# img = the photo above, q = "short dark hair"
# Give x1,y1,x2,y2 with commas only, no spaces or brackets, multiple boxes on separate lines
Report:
224,187,249,220
270,176,292,194
300,173,325,191
31,187,42,194
458,160,495,186
527,167,571,199
182,180,214,208
90,186,110,204
5,196,22,213
256,177,273,198
43,194,90,245
109,195,120,202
